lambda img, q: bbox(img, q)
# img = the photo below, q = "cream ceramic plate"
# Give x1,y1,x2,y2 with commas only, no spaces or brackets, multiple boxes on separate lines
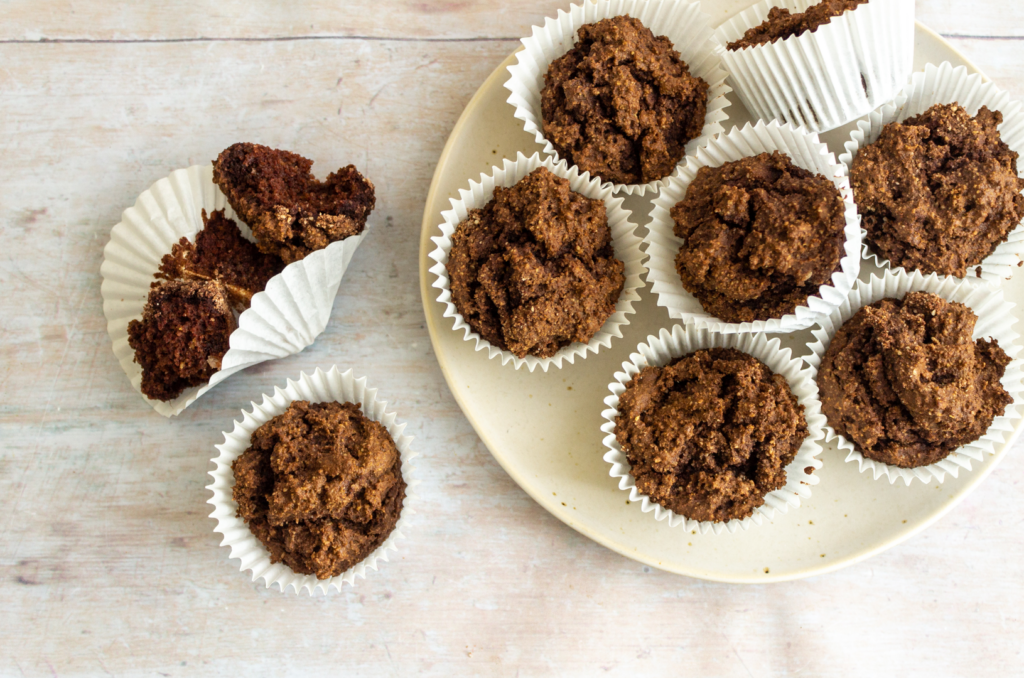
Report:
418,5,1024,582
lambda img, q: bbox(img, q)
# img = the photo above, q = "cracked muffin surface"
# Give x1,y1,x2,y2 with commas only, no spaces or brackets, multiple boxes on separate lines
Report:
851,103,1024,277
541,15,709,185
817,292,1012,468
232,400,406,580
447,166,624,359
615,347,807,523
672,151,846,323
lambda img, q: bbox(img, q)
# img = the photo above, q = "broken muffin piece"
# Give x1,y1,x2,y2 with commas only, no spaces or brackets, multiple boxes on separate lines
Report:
156,209,284,311
541,15,710,185
127,280,236,402
212,142,376,264
446,166,625,359
231,400,406,580
817,292,1013,468
614,347,808,523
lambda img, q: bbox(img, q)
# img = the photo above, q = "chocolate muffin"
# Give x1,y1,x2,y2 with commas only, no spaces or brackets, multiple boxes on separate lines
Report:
156,209,284,311
851,103,1024,277
817,292,1012,468
127,280,236,402
232,400,406,580
727,0,868,50
213,142,376,264
672,151,846,323
447,166,625,359
541,15,709,185
615,348,807,523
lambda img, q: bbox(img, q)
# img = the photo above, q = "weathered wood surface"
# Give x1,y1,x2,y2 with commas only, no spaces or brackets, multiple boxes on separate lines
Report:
1,1,1022,676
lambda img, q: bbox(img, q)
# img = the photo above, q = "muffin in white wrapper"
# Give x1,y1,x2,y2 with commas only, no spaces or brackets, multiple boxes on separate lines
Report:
714,0,914,133
645,120,861,334
504,0,731,196
428,151,644,372
206,366,417,594
804,270,1024,485
100,165,364,417
601,324,825,535
839,62,1024,285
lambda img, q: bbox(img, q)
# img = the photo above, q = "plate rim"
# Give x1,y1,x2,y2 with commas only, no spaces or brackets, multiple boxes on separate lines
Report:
417,21,1021,583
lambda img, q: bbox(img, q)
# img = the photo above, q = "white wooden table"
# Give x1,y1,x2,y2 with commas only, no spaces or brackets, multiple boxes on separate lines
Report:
2,2,1022,675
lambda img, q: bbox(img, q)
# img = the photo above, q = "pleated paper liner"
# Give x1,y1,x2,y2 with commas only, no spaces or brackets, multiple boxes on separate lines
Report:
714,0,914,133
839,62,1024,286
601,324,825,535
206,366,417,594
504,0,731,196
804,270,1024,485
100,164,364,417
428,151,644,372
645,120,862,334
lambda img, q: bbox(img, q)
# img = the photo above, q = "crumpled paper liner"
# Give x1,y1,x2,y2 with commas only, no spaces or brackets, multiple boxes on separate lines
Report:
714,0,914,133
428,151,644,372
645,120,861,334
601,324,825,535
100,165,364,417
504,0,732,196
839,61,1024,285
206,366,417,594
804,269,1024,485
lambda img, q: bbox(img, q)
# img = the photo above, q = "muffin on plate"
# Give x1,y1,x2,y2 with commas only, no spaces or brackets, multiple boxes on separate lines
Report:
615,347,808,522
671,151,846,323
715,0,914,132
850,102,1024,278
541,15,709,186
727,0,867,49
447,166,625,359
817,291,1013,468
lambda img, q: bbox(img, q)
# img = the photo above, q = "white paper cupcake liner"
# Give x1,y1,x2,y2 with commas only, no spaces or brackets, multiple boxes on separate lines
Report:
428,151,644,372
504,0,732,196
206,366,417,594
100,165,364,417
839,62,1024,285
804,269,1024,485
601,324,825,535
645,120,861,334
714,0,914,133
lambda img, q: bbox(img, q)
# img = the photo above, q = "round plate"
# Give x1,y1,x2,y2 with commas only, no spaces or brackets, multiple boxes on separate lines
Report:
418,9,1023,582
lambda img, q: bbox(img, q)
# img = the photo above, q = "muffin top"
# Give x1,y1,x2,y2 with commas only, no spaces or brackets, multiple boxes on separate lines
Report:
157,209,284,311
232,400,406,580
851,103,1024,277
541,15,709,185
213,142,376,264
127,279,236,402
817,292,1012,468
671,151,846,323
446,166,624,359
615,347,807,523
727,0,869,50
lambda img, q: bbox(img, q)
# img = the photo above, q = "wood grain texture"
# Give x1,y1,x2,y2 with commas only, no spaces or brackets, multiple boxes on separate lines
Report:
1,1,1022,676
